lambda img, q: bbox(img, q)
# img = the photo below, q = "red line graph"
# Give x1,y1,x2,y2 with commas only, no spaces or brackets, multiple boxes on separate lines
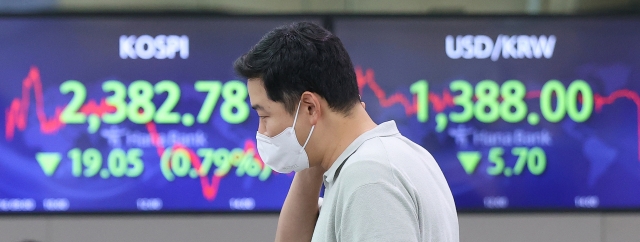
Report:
355,66,640,160
147,122,223,201
526,90,541,99
80,99,116,117
5,67,64,140
356,66,548,112
355,66,455,114
147,122,265,201
594,90,640,160
5,66,116,140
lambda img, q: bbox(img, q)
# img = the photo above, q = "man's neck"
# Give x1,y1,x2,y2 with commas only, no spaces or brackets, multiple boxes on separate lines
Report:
319,106,377,171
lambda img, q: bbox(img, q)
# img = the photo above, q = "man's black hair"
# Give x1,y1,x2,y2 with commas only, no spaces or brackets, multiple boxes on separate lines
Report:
233,21,360,115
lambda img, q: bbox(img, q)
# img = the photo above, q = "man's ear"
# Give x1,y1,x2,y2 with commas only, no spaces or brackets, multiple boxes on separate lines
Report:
300,91,321,125
359,95,366,109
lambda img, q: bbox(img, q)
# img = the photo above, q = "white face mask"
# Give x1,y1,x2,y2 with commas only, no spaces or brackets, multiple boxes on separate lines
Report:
256,101,315,173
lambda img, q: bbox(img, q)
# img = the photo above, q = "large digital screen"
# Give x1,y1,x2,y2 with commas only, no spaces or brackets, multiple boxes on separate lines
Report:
1,15,640,213
334,17,640,211
0,16,320,213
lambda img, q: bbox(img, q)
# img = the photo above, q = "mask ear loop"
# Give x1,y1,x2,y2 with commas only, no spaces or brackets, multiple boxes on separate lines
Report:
301,126,315,149
292,100,302,127
293,100,314,150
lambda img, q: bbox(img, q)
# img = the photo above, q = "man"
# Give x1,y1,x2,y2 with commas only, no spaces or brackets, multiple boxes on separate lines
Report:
234,22,458,242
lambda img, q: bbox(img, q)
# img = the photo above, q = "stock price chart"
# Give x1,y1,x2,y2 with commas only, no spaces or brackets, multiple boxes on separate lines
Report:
1,16,639,212
335,17,640,210
0,17,316,212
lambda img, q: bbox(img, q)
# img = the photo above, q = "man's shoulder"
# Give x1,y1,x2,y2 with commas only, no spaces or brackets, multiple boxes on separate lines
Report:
334,136,405,188
350,132,432,165
334,133,438,190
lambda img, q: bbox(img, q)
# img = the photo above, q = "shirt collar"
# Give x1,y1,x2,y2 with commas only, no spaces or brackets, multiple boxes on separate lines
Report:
323,120,400,185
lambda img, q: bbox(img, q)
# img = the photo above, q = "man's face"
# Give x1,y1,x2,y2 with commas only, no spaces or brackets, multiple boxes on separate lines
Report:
247,78,294,137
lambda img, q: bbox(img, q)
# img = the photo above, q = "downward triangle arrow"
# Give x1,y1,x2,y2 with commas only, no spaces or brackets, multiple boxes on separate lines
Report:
457,151,481,175
36,152,62,177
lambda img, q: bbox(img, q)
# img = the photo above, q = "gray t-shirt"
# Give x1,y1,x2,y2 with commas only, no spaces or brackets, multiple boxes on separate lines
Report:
311,121,459,242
